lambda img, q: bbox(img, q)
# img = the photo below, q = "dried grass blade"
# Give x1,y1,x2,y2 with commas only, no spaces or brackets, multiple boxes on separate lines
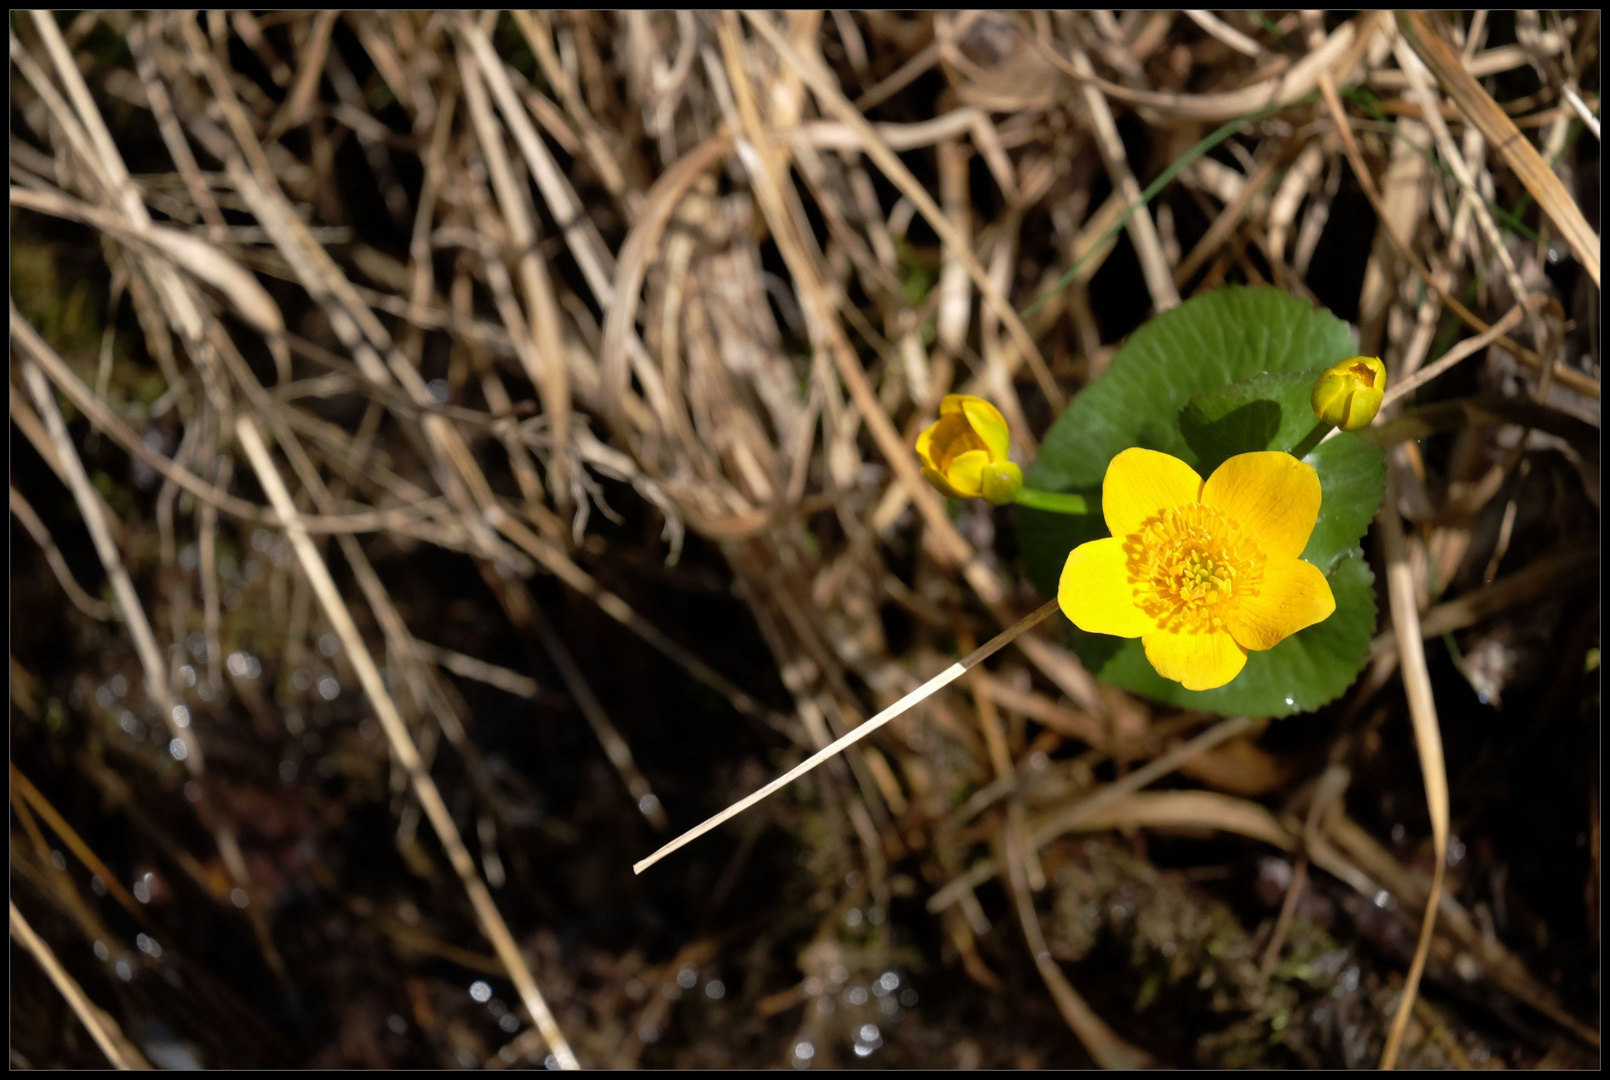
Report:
1400,12,1600,287
634,600,1059,874
10,901,150,1069
234,417,580,1070
1377,463,1451,1070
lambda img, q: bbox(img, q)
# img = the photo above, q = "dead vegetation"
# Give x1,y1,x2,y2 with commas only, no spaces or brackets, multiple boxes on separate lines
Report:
9,10,1599,1069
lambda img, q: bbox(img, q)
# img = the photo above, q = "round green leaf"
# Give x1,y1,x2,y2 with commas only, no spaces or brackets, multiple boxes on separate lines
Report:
1027,287,1360,494
1020,286,1380,716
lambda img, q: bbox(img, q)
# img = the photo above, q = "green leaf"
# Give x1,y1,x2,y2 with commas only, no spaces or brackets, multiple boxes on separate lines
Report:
1178,368,1386,574
1179,369,1328,472
1300,433,1384,574
1068,548,1377,718
1027,287,1359,494
1020,286,1380,717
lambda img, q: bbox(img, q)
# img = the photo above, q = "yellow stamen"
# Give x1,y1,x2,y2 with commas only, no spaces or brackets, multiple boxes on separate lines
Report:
1124,503,1265,634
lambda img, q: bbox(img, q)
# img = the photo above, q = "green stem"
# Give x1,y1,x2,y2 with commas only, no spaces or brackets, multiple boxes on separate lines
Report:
1289,420,1331,461
1013,487,1090,515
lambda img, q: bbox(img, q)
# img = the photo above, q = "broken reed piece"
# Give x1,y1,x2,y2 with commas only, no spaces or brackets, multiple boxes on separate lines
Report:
633,598,1062,874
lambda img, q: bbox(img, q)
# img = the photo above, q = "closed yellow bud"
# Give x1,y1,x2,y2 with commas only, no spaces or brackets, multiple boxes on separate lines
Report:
1311,356,1387,431
916,394,1022,505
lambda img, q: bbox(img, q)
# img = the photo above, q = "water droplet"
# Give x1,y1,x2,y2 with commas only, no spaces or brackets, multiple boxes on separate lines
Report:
231,888,249,909
317,676,340,701
136,933,162,958
1373,889,1392,909
110,674,128,697
428,378,451,404
676,967,698,989
116,959,133,981
50,849,66,870
705,980,726,1000
172,705,191,728
470,980,492,1003
846,986,868,1006
318,634,339,658
498,1013,520,1033
844,908,863,928
386,1014,408,1035
638,794,660,816
93,940,109,961
279,760,299,783
899,988,919,1007
793,1041,815,1060
168,739,188,762
1284,697,1295,707
859,1023,880,1042
878,971,900,992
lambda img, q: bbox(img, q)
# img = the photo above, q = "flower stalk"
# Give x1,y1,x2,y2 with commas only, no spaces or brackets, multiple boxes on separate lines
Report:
1012,488,1091,515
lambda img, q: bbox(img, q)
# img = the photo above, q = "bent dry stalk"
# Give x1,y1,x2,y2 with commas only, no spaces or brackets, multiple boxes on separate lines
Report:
633,599,1060,874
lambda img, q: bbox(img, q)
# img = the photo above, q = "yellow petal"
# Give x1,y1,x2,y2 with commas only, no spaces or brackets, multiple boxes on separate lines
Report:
922,465,966,499
1200,452,1320,559
917,414,985,473
958,396,1010,462
945,449,990,497
1142,627,1248,691
1102,448,1203,539
1058,538,1150,638
1226,556,1335,652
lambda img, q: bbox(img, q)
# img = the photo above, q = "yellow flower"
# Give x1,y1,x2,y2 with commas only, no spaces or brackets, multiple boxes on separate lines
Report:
1059,448,1335,691
916,394,1023,505
1311,355,1387,431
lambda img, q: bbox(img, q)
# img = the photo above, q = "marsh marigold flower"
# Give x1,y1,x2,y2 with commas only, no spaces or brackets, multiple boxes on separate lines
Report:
916,394,1023,505
1311,355,1387,431
1059,448,1335,691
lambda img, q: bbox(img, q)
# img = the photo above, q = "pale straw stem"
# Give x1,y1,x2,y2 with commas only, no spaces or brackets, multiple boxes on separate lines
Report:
634,599,1060,874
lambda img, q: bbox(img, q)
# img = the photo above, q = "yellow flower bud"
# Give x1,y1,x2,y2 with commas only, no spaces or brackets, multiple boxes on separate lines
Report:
1311,356,1387,431
916,394,1021,504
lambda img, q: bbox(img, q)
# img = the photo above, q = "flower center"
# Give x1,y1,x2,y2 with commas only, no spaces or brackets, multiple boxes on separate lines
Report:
929,417,989,471
1123,502,1264,633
